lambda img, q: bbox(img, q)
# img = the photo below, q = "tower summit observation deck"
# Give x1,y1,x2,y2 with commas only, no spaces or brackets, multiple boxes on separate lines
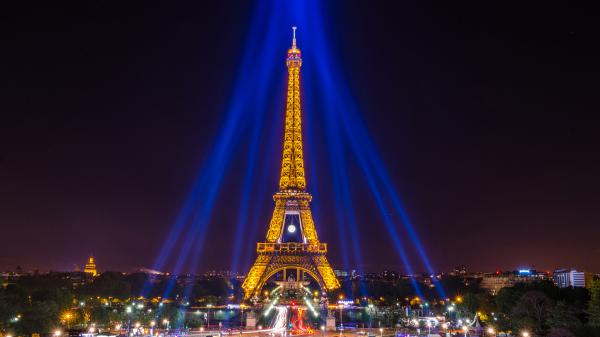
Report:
242,27,340,300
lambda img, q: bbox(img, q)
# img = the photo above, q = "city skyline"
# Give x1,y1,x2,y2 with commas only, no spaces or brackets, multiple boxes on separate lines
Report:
1,1,599,274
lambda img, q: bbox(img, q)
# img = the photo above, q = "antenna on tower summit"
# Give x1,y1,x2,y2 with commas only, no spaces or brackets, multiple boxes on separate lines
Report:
292,26,297,49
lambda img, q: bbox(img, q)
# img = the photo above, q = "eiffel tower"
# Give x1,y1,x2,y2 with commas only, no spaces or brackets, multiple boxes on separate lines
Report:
242,27,340,299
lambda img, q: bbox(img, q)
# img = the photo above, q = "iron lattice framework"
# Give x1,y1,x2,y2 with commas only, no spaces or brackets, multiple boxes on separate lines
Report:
242,28,340,299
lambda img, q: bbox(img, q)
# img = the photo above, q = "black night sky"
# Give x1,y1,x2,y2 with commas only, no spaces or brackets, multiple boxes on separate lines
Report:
1,2,599,274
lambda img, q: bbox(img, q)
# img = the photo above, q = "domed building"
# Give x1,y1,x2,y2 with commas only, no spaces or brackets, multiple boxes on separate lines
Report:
84,256,97,276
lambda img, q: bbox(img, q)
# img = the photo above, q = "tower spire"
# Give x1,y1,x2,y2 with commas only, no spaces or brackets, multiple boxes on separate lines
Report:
292,26,297,49
280,26,304,190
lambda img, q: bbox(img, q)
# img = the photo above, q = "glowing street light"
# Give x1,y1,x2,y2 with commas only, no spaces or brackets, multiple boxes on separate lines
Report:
487,327,496,336
462,325,468,337
338,303,344,336
366,303,375,331
207,304,213,328
379,327,383,337
150,320,156,334
62,312,74,329
54,330,62,337
521,332,530,337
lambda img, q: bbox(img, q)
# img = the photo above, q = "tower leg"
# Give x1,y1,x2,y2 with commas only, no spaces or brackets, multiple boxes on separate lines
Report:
242,255,272,299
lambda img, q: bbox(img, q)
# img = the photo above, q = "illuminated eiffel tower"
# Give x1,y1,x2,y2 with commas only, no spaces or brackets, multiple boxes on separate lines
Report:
242,27,340,299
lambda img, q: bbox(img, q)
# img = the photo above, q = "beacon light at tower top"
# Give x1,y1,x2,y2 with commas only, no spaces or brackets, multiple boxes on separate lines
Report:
241,26,339,300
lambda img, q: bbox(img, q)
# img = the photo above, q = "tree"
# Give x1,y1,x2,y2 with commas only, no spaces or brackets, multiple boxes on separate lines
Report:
90,306,111,327
79,272,131,299
496,286,522,314
546,327,575,337
15,301,60,335
586,278,600,327
0,284,27,332
547,301,581,330
460,293,480,317
512,290,553,335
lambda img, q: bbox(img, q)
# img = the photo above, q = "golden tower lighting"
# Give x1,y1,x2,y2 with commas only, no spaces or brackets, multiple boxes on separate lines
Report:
84,256,97,276
242,27,340,299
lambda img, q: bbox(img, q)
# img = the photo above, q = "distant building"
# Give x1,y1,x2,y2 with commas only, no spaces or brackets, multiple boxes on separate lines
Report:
334,269,349,278
554,269,586,288
84,256,97,276
381,270,399,280
479,269,550,294
480,275,515,295
451,265,467,276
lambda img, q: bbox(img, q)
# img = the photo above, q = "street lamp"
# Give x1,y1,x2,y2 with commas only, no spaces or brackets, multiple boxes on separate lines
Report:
379,327,383,337
321,325,325,337
426,321,432,335
207,304,213,329
125,306,133,335
367,304,374,331
240,305,245,329
338,303,344,336
163,319,170,331
54,330,62,337
521,332,530,337
462,325,468,337
62,313,73,329
487,327,496,336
